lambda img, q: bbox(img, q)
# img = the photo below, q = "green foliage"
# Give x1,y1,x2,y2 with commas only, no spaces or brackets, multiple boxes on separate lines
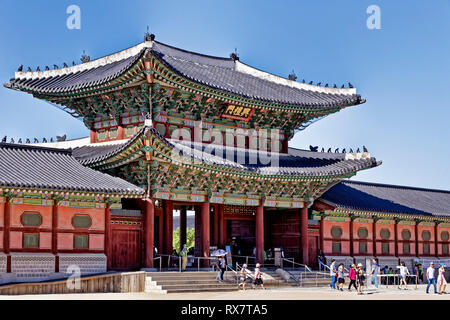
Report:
173,227,195,252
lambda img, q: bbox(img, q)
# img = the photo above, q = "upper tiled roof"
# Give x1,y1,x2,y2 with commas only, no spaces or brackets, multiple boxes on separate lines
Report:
72,126,379,177
319,180,450,217
0,143,144,195
5,39,363,108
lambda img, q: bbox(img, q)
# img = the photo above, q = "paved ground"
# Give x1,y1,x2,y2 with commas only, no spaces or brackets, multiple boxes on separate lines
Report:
0,284,448,300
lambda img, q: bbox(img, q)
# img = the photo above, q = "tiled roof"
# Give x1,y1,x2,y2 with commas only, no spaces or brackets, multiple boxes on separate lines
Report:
319,180,450,217
0,143,144,195
6,40,363,108
72,126,379,177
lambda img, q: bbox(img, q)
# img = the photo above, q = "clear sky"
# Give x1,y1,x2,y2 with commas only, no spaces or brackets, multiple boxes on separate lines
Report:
0,0,448,190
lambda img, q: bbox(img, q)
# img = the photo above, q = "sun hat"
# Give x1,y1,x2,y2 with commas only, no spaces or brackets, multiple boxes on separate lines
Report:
256,263,261,267
243,264,248,268
357,263,363,267
430,261,434,265
440,263,445,266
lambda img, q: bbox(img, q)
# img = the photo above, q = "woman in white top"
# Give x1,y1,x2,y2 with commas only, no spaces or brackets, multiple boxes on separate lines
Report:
396,261,410,290
437,263,447,294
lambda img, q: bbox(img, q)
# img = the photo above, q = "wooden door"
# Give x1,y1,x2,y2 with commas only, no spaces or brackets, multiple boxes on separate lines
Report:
110,216,142,271
308,235,319,269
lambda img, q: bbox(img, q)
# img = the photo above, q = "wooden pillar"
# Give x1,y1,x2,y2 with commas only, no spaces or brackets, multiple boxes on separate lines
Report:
219,204,226,248
164,200,173,255
213,204,219,247
349,216,354,257
52,202,59,272
319,214,325,253
414,220,419,257
105,203,112,270
435,222,439,257
256,205,264,264
300,206,309,265
179,206,187,253
201,202,210,267
144,198,155,268
4,198,10,273
373,219,377,257
394,219,398,257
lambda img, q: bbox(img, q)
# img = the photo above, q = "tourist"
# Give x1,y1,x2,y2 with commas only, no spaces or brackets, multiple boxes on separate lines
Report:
396,261,410,290
329,259,338,290
180,244,188,271
348,264,357,292
388,267,394,285
412,264,419,284
238,264,248,290
217,255,226,282
369,258,380,289
357,263,366,295
253,247,257,264
426,262,437,294
437,263,447,294
418,264,424,283
252,263,265,289
337,263,345,291
381,265,389,285
318,251,326,271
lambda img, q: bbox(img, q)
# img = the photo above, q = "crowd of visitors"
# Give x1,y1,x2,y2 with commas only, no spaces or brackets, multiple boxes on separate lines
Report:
237,263,265,290
329,258,448,295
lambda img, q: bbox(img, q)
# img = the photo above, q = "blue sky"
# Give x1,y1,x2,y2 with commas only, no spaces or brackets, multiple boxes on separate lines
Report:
0,0,448,190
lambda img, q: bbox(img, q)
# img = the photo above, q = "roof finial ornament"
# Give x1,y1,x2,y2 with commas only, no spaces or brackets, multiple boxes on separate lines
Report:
45,66,50,71
27,67,32,72
309,145,318,152
72,61,76,66
327,148,332,153
10,138,14,144
18,138,22,144
144,26,155,42
348,82,354,88
53,64,59,70
63,62,69,68
288,70,297,81
17,65,23,72
363,145,368,152
36,66,41,71
334,148,339,153
56,134,67,142
26,138,30,144
1,136,6,143
230,48,239,61
81,51,90,64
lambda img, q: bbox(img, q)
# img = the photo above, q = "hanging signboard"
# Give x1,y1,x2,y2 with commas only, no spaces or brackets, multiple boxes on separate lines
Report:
222,104,255,121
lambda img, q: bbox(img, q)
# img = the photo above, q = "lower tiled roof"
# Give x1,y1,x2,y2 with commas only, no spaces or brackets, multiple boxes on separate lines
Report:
0,143,144,195
319,180,450,217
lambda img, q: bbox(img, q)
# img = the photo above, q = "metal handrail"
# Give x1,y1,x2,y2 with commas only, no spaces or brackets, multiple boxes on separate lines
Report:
281,258,312,272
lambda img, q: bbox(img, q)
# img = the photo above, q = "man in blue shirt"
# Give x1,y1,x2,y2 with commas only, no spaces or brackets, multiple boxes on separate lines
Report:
329,259,337,289
370,258,380,288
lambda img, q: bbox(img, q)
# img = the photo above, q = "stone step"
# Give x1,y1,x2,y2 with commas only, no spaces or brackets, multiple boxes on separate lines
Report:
165,287,238,293
161,283,237,290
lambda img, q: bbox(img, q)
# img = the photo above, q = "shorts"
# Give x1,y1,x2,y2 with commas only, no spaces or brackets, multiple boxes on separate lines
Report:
254,278,263,285
239,276,246,283
338,278,345,284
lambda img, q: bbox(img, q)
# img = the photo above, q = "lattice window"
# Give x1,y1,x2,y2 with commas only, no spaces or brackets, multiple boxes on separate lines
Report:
359,242,367,253
443,244,449,255
403,243,410,254
21,212,42,227
108,127,118,139
423,243,431,254
441,231,449,241
401,229,411,240
155,123,167,136
332,242,341,253
381,243,390,254
23,234,39,248
74,235,89,249
331,227,343,238
357,227,368,239
97,129,107,141
422,230,431,241
73,215,92,229
125,125,135,137
380,228,390,239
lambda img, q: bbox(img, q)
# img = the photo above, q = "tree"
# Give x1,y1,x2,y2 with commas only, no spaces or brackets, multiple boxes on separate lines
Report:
173,227,195,252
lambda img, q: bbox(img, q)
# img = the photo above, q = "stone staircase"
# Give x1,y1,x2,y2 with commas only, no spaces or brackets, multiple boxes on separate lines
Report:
145,271,238,293
262,269,331,287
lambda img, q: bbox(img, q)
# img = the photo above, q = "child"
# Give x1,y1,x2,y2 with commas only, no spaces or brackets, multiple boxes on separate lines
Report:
238,264,248,290
357,263,366,295
396,261,410,290
437,263,447,294
253,263,265,289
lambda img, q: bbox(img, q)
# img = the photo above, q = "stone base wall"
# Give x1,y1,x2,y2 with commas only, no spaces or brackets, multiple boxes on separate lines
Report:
10,253,55,280
58,254,107,275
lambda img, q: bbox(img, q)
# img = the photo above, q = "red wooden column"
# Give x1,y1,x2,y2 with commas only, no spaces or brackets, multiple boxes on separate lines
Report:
218,204,226,248
4,198,10,273
164,200,173,255
414,219,420,257
213,204,219,247
256,205,264,264
144,198,155,268
434,222,439,257
372,218,377,257
394,218,399,257
349,215,354,257
201,202,210,267
105,203,112,270
179,206,187,253
319,213,325,252
52,201,59,272
300,206,309,265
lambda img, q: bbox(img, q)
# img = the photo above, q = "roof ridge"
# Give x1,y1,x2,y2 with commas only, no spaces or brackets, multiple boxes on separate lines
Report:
154,40,232,61
0,143,72,155
345,180,450,194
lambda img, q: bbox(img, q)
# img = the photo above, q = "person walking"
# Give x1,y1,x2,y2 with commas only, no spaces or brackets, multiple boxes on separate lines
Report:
426,262,437,294
238,264,248,290
437,263,447,294
318,251,325,271
357,263,366,295
329,259,338,290
217,255,226,282
180,244,188,271
252,263,265,289
337,263,345,291
369,258,380,289
396,261,410,290
348,264,357,292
